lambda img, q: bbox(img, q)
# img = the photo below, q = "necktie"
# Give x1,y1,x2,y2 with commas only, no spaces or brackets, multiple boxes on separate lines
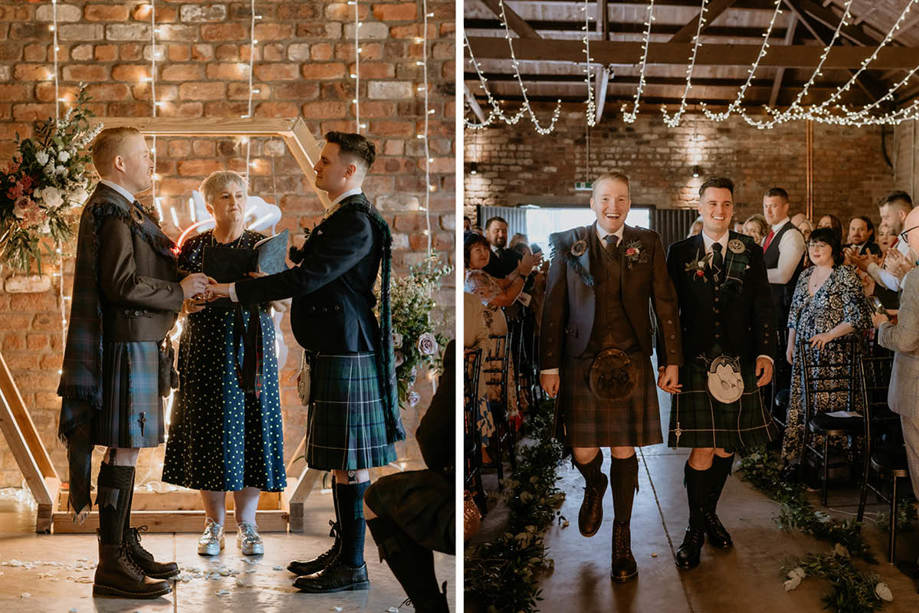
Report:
604,234,619,256
763,230,775,251
711,242,724,283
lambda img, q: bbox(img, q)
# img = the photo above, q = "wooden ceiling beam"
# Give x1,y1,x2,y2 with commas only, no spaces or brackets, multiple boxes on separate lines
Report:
479,0,541,39
464,84,488,123
467,36,919,69
791,0,880,46
669,0,738,43
769,15,797,106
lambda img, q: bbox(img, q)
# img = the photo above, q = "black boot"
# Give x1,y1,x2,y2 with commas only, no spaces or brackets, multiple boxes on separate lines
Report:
573,451,607,537
120,470,179,579
609,455,638,583
294,481,371,593
93,463,171,599
675,462,706,570
704,454,734,549
289,477,341,576
366,515,447,612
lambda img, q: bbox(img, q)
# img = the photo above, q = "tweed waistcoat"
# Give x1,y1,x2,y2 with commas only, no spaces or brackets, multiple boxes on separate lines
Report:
586,230,641,354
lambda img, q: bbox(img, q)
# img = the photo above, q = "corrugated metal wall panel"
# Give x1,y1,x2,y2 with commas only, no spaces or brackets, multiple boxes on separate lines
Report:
476,205,527,237
652,208,699,250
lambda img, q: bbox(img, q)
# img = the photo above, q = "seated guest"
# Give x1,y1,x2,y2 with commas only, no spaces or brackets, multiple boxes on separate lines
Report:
365,341,456,613
464,233,534,427
816,214,844,244
464,291,494,447
783,228,872,467
845,216,881,256
743,214,769,245
163,170,288,556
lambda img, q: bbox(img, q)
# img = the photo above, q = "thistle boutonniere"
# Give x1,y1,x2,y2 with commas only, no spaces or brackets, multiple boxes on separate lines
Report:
684,251,710,282
623,239,647,270
570,239,587,257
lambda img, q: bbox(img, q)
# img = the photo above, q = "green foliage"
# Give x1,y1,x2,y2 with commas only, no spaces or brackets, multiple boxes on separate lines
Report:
465,402,565,613
383,253,452,408
785,552,888,613
0,85,99,273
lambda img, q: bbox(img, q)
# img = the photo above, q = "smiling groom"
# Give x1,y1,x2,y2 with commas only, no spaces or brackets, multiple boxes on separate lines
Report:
539,172,682,583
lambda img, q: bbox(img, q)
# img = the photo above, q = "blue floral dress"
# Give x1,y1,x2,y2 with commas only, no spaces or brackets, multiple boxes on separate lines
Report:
163,230,286,492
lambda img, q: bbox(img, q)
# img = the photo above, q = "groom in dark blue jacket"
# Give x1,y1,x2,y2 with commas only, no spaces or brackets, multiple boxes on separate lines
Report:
209,132,404,593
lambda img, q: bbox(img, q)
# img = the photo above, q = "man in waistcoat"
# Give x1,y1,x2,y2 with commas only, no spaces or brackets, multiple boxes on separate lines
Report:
665,177,776,569
58,127,211,598
761,188,805,413
540,172,682,583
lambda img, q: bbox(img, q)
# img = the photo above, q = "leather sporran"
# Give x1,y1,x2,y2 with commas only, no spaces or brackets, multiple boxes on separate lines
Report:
157,340,178,397
706,355,744,404
588,348,637,400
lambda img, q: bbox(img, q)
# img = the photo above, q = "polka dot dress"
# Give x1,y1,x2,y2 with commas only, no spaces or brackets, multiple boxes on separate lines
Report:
162,230,286,492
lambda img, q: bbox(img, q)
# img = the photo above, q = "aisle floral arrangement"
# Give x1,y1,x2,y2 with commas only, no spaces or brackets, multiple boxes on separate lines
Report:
739,448,893,612
465,402,566,612
384,253,452,408
0,87,98,274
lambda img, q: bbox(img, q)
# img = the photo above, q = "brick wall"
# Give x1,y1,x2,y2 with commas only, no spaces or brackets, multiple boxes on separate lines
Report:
464,110,896,226
0,1,455,488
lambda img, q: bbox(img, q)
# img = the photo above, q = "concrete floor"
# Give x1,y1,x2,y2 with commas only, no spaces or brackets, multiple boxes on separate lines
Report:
0,488,454,612
469,391,919,612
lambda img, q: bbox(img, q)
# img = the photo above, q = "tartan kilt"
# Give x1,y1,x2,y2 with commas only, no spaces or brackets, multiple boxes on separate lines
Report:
559,349,662,447
306,352,397,471
364,469,454,555
92,341,165,449
668,360,776,451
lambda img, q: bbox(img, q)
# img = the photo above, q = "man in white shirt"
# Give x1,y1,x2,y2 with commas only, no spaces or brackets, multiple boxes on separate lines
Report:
851,192,915,292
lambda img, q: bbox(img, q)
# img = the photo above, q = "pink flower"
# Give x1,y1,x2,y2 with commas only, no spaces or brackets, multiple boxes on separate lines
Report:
20,204,44,229
695,269,705,278
625,247,638,257
12,196,36,219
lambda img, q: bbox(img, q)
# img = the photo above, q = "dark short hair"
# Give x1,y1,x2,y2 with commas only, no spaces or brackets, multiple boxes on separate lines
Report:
699,177,734,199
324,131,376,170
881,191,913,214
808,226,844,266
764,187,789,201
464,231,490,267
484,216,507,230
850,216,876,244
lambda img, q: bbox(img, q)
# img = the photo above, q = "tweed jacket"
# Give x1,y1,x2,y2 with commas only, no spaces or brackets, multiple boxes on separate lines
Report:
539,223,683,370
878,268,919,418
665,231,775,365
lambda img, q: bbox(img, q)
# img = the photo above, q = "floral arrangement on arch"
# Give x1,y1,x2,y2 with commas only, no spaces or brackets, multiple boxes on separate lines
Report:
382,253,452,409
0,86,99,273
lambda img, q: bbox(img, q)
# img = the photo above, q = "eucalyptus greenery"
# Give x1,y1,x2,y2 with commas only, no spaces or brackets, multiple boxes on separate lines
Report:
465,403,565,613
740,447,894,612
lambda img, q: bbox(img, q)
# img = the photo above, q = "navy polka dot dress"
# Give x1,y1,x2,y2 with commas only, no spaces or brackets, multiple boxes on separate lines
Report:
162,230,286,492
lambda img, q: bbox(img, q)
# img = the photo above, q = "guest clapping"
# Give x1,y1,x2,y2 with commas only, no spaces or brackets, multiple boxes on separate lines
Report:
162,170,287,557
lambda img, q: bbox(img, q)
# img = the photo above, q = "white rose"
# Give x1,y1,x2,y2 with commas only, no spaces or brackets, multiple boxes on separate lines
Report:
68,186,88,204
57,150,70,163
417,332,438,356
392,331,403,349
783,576,802,591
875,582,893,602
44,163,55,177
54,165,67,176
408,391,420,407
35,150,49,166
38,186,63,209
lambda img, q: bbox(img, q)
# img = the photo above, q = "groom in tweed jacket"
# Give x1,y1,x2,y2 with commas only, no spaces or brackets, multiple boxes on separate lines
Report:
208,132,403,593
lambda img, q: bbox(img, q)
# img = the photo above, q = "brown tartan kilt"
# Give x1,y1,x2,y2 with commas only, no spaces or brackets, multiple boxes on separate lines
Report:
558,350,662,447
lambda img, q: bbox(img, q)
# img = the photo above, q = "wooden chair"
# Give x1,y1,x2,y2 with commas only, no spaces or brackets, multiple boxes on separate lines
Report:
855,348,911,563
798,335,866,506
464,348,487,514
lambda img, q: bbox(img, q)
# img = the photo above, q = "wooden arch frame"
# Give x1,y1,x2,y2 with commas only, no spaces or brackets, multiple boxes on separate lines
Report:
1,117,332,532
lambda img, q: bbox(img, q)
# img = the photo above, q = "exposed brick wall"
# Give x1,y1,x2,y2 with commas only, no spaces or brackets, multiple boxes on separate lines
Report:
464,110,896,226
0,1,455,488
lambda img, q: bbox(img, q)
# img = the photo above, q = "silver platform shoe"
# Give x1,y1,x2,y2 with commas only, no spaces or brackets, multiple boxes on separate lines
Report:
237,522,264,556
197,518,225,556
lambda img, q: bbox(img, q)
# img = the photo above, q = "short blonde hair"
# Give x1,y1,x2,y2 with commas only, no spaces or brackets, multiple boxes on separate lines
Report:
90,127,142,173
592,172,630,198
199,170,247,204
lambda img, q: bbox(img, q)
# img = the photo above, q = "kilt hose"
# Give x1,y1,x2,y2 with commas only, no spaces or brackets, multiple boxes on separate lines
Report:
668,360,776,452
559,350,663,448
92,341,165,449
306,352,397,471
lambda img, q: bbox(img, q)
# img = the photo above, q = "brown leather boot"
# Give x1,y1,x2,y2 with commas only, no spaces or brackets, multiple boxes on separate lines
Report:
573,452,607,537
93,538,172,599
610,520,638,583
124,526,179,579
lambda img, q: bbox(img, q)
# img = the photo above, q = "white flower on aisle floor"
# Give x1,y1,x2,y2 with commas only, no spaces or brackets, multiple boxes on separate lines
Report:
875,582,893,601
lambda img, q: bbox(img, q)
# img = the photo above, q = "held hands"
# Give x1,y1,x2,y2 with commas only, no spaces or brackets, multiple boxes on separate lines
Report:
540,372,560,398
755,356,773,387
657,364,681,394
179,273,215,300
871,311,889,328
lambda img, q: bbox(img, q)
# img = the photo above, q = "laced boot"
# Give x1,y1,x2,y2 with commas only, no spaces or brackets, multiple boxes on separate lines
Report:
610,520,638,583
124,526,179,579
93,535,172,599
573,451,607,537
675,463,707,570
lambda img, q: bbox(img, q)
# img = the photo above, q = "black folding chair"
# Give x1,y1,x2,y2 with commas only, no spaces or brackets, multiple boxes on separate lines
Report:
856,348,911,563
481,332,514,486
464,348,487,515
798,335,866,506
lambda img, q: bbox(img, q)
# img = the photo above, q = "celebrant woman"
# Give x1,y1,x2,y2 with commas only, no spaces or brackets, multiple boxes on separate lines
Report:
162,170,288,556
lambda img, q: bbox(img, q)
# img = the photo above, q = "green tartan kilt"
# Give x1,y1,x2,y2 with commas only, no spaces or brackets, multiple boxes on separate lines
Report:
668,360,776,452
306,352,397,471
92,341,164,449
